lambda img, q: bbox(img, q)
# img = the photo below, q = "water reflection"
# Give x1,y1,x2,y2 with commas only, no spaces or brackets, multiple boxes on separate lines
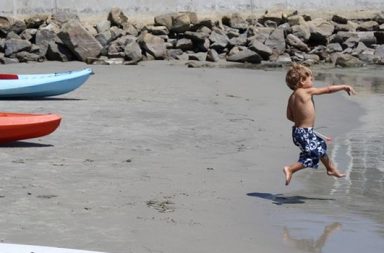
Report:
313,67,384,235
314,66,384,94
313,67,384,197
283,222,342,253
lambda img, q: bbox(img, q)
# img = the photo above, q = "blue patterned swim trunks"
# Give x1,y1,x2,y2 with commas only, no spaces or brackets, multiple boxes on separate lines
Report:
292,127,327,168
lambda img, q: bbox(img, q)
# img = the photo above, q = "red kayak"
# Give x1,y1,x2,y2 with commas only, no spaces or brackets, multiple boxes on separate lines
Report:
0,112,61,143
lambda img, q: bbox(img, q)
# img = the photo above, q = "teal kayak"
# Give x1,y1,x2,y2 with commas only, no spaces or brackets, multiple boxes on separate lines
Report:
0,68,93,98
0,243,106,253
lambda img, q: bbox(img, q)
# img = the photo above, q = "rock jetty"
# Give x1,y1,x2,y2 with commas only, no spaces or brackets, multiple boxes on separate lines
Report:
1,8,384,67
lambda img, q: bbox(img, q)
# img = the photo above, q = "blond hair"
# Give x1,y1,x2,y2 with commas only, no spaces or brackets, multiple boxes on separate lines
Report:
285,64,313,90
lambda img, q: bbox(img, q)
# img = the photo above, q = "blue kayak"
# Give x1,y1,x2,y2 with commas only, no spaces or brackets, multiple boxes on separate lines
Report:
0,243,107,253
0,68,93,98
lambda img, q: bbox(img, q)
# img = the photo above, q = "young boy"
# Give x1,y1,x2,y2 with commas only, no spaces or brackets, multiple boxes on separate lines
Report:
283,64,356,186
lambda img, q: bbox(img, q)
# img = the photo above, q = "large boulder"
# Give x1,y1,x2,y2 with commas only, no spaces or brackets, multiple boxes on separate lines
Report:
58,20,103,61
287,15,307,26
0,53,19,64
46,41,75,61
107,35,134,57
229,34,247,47
176,38,193,51
248,39,273,60
124,40,142,63
95,30,114,47
184,29,210,43
24,14,48,29
95,20,111,33
209,28,229,52
308,18,335,45
222,13,248,31
4,38,31,56
172,12,193,33
334,54,364,67
286,33,310,52
35,28,59,56
154,13,174,30
353,42,376,64
154,12,197,33
247,27,274,43
0,16,26,35
357,21,379,31
265,28,286,54
137,31,167,59
374,45,384,64
144,25,169,36
108,7,129,28
258,11,286,25
374,31,384,44
291,23,311,41
51,11,80,27
227,46,262,63
19,28,37,41
356,31,377,47
206,49,220,62
95,26,123,48
15,51,44,62
332,15,349,24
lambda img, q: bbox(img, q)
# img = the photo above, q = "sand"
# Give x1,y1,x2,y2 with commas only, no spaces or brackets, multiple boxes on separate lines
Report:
0,61,375,253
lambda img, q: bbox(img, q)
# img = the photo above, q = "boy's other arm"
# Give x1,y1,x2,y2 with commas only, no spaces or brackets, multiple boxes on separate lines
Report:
309,84,357,96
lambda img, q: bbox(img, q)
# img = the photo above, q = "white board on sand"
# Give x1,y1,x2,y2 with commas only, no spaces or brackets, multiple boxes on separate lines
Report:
0,243,107,253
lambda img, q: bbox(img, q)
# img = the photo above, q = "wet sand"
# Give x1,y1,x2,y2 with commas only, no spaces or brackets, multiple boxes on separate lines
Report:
0,61,381,253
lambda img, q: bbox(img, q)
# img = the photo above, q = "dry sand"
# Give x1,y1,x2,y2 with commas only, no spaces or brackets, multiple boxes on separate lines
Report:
0,61,366,253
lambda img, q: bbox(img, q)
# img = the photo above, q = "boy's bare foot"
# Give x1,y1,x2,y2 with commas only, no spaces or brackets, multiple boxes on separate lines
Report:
283,166,292,186
327,170,346,178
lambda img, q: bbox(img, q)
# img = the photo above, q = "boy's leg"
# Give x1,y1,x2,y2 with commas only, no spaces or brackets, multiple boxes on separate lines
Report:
283,162,305,186
320,154,346,178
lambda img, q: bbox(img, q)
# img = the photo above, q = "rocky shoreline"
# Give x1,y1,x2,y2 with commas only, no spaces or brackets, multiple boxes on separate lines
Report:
1,8,384,67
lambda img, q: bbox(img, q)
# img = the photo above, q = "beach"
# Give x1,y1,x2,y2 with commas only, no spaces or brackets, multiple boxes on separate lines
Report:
0,61,383,253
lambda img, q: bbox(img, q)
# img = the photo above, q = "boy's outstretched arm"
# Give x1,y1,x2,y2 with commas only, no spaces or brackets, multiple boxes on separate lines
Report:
329,84,357,95
310,84,357,96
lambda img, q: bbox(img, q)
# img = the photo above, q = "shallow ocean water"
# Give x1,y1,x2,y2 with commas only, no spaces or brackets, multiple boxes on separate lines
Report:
319,66,384,205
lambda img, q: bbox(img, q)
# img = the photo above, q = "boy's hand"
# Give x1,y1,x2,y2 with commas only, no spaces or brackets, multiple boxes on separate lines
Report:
345,85,357,96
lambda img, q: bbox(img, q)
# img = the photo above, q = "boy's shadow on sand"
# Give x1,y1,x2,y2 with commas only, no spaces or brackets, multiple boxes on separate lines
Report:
247,192,335,205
